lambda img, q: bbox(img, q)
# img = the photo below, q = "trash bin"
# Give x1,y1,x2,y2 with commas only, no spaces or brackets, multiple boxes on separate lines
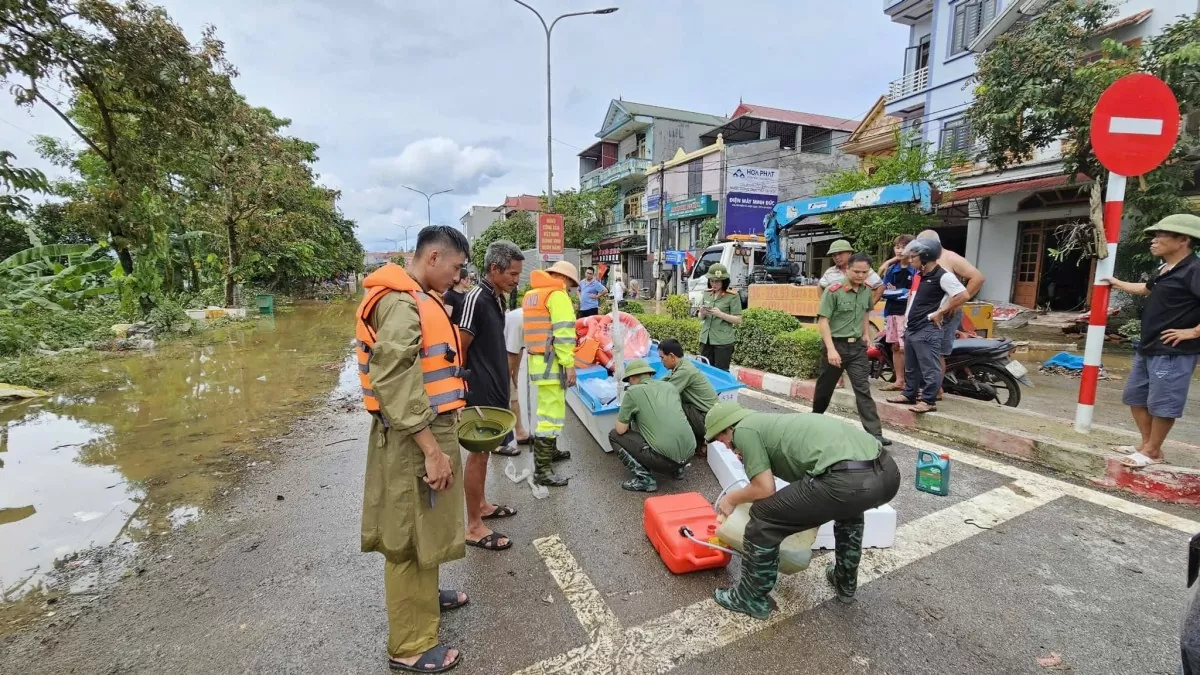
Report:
255,294,275,315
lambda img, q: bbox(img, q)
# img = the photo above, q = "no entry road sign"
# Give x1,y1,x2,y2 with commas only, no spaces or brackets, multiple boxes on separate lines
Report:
1090,73,1180,177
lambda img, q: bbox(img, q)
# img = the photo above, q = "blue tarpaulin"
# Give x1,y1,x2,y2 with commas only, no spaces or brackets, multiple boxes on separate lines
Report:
1042,352,1085,371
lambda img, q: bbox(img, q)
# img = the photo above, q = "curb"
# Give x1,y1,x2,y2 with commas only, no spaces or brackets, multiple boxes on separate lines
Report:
729,365,1200,506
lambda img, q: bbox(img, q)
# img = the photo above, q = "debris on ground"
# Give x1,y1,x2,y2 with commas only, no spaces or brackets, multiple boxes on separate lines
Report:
1038,352,1109,379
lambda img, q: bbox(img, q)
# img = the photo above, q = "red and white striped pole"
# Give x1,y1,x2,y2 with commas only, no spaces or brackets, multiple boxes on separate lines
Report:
1075,172,1126,433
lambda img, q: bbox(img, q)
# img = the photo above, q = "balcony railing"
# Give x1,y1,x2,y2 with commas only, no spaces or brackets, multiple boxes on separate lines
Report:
580,157,651,192
885,66,929,104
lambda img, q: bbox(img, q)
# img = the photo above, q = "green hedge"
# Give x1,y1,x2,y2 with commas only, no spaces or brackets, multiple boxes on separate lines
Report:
639,307,821,379
733,309,800,371
639,314,700,354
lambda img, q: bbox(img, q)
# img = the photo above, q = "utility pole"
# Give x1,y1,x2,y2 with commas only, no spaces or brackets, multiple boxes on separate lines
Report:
656,167,665,301
401,185,453,227
509,1,618,256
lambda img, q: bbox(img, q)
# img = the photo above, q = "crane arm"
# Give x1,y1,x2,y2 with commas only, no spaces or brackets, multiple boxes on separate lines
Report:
761,181,935,267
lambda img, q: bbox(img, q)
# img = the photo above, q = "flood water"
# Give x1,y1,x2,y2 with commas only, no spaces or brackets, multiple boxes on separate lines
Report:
0,301,357,603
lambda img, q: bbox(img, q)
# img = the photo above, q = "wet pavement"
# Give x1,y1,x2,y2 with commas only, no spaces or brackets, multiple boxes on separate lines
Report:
1,371,1195,674
0,302,356,607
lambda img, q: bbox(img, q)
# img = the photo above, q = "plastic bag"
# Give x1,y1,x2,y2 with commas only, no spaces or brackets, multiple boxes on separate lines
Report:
579,378,618,405
714,482,816,574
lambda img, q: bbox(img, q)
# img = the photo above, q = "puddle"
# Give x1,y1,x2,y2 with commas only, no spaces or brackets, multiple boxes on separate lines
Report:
0,301,357,604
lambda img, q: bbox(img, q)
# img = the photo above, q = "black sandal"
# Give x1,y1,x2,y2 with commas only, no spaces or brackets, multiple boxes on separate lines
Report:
388,643,460,672
465,531,511,551
439,589,468,611
481,505,517,520
492,444,520,457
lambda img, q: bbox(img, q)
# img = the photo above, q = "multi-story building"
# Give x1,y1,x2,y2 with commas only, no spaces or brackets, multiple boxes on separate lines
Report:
577,100,728,289
882,0,1197,309
459,205,502,244
642,103,861,292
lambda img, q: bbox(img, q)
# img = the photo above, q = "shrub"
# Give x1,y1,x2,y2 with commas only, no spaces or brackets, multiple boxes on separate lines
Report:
147,297,188,334
767,327,823,379
734,308,800,371
0,302,124,357
623,300,644,315
665,294,691,320
639,315,700,354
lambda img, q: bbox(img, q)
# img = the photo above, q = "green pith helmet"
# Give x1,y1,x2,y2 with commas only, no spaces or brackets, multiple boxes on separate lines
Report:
827,239,854,255
706,263,730,280
1145,213,1200,240
622,359,657,382
704,400,754,442
457,406,516,454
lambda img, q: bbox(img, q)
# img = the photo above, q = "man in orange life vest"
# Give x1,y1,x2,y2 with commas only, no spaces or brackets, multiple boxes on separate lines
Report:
522,260,580,486
356,225,471,672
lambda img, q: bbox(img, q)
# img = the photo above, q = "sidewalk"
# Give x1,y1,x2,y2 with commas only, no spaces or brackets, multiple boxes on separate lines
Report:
730,364,1200,505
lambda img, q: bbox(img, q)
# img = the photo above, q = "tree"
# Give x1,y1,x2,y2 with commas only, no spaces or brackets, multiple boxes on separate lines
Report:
968,2,1200,277
0,150,47,215
542,186,618,249
815,132,959,252
1,0,237,275
471,211,535,270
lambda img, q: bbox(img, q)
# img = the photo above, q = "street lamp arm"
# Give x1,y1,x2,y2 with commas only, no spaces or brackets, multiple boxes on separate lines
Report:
431,188,453,197
400,185,429,199
509,0,549,33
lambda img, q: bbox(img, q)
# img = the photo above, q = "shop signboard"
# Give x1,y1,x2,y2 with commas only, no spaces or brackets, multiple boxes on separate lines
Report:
665,195,716,220
725,165,778,236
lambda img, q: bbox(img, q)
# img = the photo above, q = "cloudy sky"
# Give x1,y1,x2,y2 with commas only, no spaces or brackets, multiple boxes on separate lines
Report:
0,0,908,252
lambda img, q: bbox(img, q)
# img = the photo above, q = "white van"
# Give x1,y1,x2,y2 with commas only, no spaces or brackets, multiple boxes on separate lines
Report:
687,239,766,310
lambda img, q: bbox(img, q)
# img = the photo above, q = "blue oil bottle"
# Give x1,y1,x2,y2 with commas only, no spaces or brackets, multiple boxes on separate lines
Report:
915,450,951,496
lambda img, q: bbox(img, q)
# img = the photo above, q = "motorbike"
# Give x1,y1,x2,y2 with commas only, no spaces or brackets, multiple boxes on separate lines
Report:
867,332,1033,407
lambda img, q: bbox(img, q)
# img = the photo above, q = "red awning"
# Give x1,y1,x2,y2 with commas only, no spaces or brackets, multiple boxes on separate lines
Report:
940,173,1090,203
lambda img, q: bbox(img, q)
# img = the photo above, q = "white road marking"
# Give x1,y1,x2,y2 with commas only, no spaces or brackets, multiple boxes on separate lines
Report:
738,387,1200,533
1109,116,1164,135
515,484,1058,674
532,535,622,643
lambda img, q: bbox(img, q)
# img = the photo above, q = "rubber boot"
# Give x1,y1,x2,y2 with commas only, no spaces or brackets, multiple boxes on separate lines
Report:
825,519,864,604
713,539,778,620
616,448,657,492
532,437,569,487
550,438,571,462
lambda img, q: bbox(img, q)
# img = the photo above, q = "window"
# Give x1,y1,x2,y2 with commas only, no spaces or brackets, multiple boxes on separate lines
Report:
905,34,931,73
799,126,833,154
626,133,647,160
938,117,974,155
624,188,644,219
688,161,703,197
950,0,997,56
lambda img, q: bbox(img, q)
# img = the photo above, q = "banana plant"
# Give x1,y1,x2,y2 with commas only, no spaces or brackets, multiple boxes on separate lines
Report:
0,242,117,312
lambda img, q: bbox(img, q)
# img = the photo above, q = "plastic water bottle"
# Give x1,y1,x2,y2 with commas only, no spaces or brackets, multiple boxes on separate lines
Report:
915,450,951,496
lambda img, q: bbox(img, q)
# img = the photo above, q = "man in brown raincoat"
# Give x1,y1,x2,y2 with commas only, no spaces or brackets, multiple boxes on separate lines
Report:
357,225,472,672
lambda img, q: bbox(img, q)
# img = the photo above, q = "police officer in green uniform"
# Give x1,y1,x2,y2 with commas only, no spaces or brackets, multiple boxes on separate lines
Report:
705,401,900,619
608,359,696,492
659,338,718,456
699,263,742,371
813,252,889,446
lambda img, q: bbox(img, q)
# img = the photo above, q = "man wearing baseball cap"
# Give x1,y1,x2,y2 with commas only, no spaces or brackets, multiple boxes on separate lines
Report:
1104,214,1200,468
607,359,696,491
703,400,900,618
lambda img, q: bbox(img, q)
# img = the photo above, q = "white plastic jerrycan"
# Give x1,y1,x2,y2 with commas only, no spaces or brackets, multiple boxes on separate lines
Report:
714,481,817,575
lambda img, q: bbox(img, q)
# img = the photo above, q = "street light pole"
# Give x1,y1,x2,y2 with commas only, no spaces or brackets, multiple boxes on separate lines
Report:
509,1,618,247
401,185,453,227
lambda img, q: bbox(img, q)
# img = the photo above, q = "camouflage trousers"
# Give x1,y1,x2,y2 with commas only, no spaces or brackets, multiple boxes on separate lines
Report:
716,453,901,619
607,428,688,492
532,437,568,479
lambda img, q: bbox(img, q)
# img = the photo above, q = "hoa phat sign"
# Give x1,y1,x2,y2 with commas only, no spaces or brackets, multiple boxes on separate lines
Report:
725,165,778,236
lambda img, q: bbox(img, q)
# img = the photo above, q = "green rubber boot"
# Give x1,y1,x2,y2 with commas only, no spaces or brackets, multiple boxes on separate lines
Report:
826,518,864,604
616,448,657,492
533,437,569,487
713,539,778,620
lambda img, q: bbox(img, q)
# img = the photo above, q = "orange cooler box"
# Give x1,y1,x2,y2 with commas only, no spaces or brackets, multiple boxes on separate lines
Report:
643,492,732,574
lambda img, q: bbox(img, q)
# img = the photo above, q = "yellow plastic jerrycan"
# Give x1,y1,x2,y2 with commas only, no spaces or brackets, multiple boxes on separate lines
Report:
713,482,817,575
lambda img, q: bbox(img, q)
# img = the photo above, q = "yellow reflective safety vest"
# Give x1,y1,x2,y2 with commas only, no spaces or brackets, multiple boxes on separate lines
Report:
522,270,577,382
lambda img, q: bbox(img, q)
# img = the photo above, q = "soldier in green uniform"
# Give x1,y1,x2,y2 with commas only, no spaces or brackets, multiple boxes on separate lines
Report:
698,263,742,371
359,226,471,672
659,338,718,456
608,359,697,492
813,252,889,446
705,401,901,619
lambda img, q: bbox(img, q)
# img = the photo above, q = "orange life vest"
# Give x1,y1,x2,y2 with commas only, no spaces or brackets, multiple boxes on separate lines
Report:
522,270,570,356
355,263,466,417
